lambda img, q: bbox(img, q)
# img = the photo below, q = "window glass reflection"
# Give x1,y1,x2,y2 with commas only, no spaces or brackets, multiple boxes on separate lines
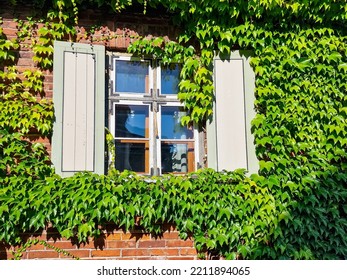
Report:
161,143,194,173
161,64,180,95
115,60,149,93
161,106,193,139
115,105,149,138
115,142,147,172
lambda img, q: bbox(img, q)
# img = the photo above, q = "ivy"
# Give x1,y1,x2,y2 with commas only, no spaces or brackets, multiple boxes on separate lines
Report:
11,238,80,260
0,67,53,135
1,0,347,260
16,7,77,69
0,168,280,259
0,19,18,63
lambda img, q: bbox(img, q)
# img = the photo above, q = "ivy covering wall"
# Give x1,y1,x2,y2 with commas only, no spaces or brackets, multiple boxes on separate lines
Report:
1,0,347,259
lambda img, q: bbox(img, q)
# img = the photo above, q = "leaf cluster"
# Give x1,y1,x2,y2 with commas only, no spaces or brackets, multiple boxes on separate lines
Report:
0,168,281,260
0,67,53,135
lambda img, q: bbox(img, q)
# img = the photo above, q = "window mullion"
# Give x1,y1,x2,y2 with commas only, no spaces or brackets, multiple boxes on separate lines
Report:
151,61,159,176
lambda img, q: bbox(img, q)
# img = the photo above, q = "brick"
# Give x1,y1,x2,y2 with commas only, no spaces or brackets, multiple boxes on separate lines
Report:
138,240,166,248
162,232,180,239
107,240,136,249
121,249,149,257
91,249,121,258
28,250,59,259
17,58,35,67
116,37,126,49
42,69,53,76
7,252,15,260
149,248,179,256
95,235,108,247
25,243,46,251
0,12,199,262
106,233,122,241
108,38,117,49
44,75,53,83
167,240,194,248
2,27,18,37
18,51,34,59
180,248,198,256
2,20,18,29
47,241,76,250
44,84,53,91
124,36,131,47
16,66,37,73
121,232,151,241
45,90,53,98
114,27,124,35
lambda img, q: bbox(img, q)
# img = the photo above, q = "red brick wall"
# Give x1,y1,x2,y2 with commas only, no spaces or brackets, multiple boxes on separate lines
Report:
0,225,199,260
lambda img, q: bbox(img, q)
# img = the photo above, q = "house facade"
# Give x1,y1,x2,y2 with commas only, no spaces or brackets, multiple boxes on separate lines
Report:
2,1,347,260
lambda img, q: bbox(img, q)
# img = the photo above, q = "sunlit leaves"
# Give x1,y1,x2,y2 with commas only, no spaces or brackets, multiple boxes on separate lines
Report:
0,21,18,63
0,67,53,135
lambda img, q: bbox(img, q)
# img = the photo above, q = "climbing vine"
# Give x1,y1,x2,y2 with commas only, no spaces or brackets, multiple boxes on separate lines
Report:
1,0,347,259
11,238,80,259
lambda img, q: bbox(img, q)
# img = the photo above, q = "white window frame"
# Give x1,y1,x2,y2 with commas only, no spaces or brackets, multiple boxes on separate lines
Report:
109,100,154,175
110,56,154,98
157,103,200,174
157,61,181,99
108,54,201,175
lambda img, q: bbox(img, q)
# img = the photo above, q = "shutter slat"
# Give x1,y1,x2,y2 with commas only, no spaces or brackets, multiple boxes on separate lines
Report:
62,52,77,171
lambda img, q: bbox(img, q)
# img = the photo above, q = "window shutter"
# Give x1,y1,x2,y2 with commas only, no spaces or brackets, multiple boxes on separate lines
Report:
52,41,105,177
207,51,258,174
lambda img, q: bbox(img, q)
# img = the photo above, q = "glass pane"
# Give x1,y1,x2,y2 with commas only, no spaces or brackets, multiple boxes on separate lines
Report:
161,64,180,95
115,142,148,172
115,105,149,138
161,106,193,139
115,60,149,93
161,143,193,173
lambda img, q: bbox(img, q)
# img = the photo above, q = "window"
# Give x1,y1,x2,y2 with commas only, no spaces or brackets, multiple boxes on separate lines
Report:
109,57,199,175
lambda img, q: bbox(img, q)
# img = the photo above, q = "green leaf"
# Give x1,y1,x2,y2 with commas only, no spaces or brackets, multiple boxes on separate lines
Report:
259,160,274,172
327,52,342,63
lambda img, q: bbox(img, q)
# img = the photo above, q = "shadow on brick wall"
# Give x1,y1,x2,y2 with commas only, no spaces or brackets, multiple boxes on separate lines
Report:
0,242,11,260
